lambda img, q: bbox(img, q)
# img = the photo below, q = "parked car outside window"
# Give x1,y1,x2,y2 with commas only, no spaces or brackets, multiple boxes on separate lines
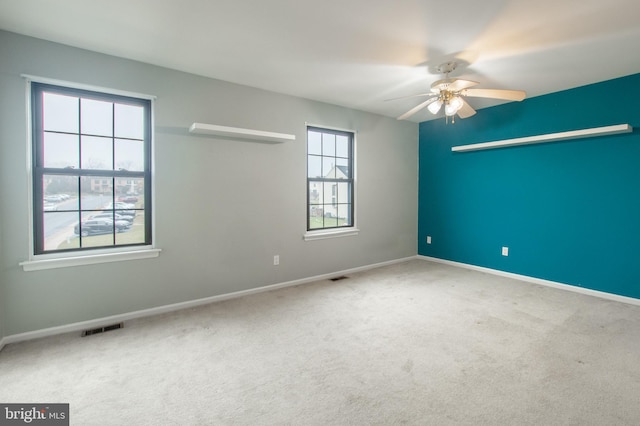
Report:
89,212,134,224
74,219,130,237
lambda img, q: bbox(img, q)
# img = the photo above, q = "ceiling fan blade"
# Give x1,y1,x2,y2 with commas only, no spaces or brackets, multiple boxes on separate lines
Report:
447,79,479,92
384,93,431,102
456,98,476,119
397,97,439,120
461,88,526,101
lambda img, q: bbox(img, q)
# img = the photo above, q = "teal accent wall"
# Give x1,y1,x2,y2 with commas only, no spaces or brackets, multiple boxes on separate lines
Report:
418,73,640,299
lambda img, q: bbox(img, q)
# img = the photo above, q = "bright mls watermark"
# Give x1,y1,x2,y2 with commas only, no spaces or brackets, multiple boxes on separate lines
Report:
1,404,68,425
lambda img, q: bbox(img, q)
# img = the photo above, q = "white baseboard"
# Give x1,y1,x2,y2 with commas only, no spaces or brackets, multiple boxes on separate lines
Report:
0,256,417,349
418,255,640,307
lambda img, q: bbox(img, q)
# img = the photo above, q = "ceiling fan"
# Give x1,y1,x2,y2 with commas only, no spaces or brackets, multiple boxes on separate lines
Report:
394,61,526,122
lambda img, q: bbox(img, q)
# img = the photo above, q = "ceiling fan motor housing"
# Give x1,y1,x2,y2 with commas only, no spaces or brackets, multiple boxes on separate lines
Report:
431,78,457,93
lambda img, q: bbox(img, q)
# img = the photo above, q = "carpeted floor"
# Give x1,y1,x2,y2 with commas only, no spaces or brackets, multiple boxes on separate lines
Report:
1,259,640,425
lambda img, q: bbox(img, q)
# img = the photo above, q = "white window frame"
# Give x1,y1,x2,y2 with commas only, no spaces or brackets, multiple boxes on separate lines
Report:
19,75,160,271
303,124,359,241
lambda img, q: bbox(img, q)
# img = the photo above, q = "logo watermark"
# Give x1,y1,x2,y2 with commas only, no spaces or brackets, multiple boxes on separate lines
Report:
1,404,68,425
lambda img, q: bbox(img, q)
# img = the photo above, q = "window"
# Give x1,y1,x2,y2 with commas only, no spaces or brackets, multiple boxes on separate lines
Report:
30,82,152,255
307,126,354,231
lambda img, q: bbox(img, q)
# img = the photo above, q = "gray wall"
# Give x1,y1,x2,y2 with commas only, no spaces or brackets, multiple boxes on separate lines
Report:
0,216,4,344
0,31,418,336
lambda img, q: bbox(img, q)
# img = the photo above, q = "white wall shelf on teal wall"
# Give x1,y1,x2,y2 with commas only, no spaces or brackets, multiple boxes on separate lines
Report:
452,124,633,152
189,122,296,143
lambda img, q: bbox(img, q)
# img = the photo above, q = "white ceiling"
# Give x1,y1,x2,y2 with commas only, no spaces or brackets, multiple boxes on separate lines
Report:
1,0,639,122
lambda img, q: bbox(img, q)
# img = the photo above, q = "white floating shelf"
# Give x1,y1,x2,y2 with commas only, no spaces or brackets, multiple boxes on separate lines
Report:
189,123,295,143
452,124,633,152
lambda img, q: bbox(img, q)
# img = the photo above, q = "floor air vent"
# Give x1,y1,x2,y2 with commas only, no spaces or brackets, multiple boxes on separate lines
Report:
82,323,123,337
329,276,349,282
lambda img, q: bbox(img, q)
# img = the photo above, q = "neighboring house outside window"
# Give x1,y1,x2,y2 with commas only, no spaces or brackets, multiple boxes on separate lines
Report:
307,126,354,231
30,82,152,255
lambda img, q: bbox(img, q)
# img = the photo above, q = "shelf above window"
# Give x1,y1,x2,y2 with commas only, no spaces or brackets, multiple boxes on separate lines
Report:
452,124,633,152
188,123,296,143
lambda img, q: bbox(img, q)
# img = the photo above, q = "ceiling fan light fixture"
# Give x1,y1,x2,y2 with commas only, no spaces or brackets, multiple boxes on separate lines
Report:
445,96,463,116
392,61,525,122
427,99,443,114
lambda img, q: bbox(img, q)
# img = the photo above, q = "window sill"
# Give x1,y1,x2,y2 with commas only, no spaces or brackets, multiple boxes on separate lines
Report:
19,247,161,271
303,228,360,241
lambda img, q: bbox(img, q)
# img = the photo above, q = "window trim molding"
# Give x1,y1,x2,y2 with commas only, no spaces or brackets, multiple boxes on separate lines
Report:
21,76,159,268
19,247,161,271
303,228,360,241
304,123,358,240
21,74,157,101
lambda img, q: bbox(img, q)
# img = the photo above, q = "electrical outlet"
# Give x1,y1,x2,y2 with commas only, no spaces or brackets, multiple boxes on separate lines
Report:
273,255,280,265
502,247,509,256
426,236,432,244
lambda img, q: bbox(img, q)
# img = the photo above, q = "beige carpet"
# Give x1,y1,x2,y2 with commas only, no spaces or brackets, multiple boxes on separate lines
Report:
1,259,640,425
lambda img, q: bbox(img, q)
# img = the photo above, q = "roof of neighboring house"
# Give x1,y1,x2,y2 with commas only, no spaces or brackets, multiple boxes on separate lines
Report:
336,165,349,177
323,165,349,179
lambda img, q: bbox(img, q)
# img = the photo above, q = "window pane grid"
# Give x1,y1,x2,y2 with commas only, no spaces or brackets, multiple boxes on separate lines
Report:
307,126,354,231
32,82,151,254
